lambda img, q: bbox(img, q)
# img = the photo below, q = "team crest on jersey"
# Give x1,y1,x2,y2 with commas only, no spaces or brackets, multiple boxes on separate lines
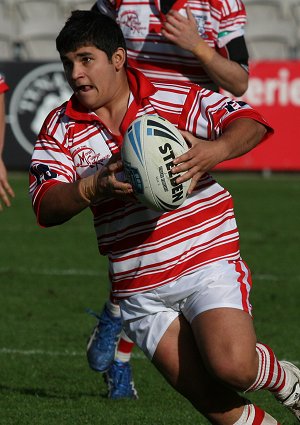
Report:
8,63,72,155
72,146,110,171
118,11,147,37
30,164,58,186
194,15,208,39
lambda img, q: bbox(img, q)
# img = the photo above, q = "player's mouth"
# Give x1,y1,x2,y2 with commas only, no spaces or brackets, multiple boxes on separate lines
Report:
75,85,94,93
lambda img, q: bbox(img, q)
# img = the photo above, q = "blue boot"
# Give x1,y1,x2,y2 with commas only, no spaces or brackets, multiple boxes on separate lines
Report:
105,360,138,400
86,306,122,372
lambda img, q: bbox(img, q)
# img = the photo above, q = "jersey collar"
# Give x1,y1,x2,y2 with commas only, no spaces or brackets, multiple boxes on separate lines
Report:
64,67,157,128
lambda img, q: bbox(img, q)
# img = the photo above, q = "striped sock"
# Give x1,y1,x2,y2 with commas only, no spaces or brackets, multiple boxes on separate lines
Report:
234,403,280,424
247,343,286,393
115,329,135,363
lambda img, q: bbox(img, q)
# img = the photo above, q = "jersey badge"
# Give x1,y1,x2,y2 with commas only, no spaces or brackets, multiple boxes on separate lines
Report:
30,164,58,186
118,10,147,37
194,15,208,39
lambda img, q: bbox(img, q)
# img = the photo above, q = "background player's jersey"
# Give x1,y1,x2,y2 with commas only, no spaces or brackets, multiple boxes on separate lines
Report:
0,73,9,94
96,0,248,91
29,68,272,298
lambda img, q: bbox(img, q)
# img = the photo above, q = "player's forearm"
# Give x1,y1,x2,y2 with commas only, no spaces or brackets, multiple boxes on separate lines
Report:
38,181,89,227
0,93,5,155
218,118,267,162
192,42,248,97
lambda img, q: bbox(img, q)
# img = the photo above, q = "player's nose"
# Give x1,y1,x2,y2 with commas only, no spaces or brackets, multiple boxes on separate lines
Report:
71,63,85,81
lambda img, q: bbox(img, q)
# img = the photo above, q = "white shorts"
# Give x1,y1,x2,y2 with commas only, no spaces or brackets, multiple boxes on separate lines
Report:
120,259,253,359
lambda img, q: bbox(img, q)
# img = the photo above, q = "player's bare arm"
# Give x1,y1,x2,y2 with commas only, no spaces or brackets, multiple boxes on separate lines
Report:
162,6,248,96
172,118,267,193
0,93,15,210
0,159,14,210
38,158,133,227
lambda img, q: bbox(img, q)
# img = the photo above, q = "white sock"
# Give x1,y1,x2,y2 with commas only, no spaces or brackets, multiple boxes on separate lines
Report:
106,299,121,318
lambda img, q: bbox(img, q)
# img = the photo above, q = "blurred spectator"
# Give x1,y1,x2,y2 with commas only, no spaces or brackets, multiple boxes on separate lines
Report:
0,73,15,211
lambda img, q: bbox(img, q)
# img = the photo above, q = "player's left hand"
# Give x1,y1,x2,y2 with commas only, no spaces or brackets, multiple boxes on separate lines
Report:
161,6,202,52
0,158,15,211
171,131,226,194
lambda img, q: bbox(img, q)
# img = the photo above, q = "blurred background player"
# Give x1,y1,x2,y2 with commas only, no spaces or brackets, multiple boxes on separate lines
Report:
87,0,250,399
92,0,249,96
0,73,14,211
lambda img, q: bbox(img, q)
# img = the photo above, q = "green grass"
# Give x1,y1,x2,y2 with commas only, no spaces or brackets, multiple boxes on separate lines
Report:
0,172,299,425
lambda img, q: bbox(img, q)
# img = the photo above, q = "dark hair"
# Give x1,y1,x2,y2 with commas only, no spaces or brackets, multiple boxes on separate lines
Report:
56,10,127,61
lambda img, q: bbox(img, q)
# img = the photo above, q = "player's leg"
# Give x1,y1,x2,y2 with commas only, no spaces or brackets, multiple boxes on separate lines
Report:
185,256,300,421
191,308,300,421
152,314,280,424
86,292,138,399
191,307,258,391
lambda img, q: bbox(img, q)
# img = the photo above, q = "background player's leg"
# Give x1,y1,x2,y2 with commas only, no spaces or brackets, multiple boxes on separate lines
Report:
105,329,138,399
87,297,122,372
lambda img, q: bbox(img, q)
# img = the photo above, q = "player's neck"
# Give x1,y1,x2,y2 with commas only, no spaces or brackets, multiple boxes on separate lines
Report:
95,80,130,135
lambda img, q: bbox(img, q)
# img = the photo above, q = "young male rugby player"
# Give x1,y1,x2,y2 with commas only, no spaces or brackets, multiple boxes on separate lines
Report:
29,10,300,423
88,0,250,398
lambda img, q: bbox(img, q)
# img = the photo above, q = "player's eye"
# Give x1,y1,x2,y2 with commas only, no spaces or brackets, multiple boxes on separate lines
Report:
82,56,93,64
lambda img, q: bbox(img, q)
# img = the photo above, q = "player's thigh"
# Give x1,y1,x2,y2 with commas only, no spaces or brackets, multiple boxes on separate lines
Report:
152,314,245,416
191,308,258,388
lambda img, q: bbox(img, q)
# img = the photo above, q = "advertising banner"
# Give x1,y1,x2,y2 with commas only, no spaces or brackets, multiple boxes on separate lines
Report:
1,60,300,171
217,61,300,171
1,61,71,170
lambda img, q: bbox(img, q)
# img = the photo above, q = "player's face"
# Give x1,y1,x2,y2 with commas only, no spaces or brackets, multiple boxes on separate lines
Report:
61,45,125,112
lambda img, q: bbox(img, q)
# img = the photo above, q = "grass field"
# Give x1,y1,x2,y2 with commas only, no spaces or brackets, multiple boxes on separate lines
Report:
0,172,299,425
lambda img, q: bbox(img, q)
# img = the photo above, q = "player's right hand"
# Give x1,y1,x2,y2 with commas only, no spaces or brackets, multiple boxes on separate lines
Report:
78,156,133,204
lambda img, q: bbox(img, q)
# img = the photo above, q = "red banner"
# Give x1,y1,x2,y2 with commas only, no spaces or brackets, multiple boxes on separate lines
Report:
216,61,300,171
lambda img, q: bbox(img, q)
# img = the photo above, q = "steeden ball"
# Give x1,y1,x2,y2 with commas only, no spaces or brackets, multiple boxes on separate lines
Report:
122,115,191,212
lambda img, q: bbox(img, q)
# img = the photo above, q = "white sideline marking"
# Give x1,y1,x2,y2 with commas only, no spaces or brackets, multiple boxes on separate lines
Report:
0,266,101,277
0,348,298,366
0,347,146,359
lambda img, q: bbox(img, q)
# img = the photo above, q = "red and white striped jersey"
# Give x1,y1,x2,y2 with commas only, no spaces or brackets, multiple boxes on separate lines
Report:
29,68,272,298
0,73,9,94
96,0,247,91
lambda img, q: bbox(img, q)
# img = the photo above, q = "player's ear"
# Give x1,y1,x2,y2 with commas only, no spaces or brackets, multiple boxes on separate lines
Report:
113,47,126,70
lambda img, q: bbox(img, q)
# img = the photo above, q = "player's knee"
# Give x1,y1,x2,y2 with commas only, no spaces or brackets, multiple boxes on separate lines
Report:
208,353,257,391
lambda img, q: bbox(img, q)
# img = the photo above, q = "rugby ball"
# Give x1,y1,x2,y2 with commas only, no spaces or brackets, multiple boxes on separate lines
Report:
122,115,190,212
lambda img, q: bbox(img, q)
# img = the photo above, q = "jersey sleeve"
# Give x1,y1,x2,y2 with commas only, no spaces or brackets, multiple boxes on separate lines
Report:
0,73,9,94
29,108,77,221
216,0,247,48
180,87,273,142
